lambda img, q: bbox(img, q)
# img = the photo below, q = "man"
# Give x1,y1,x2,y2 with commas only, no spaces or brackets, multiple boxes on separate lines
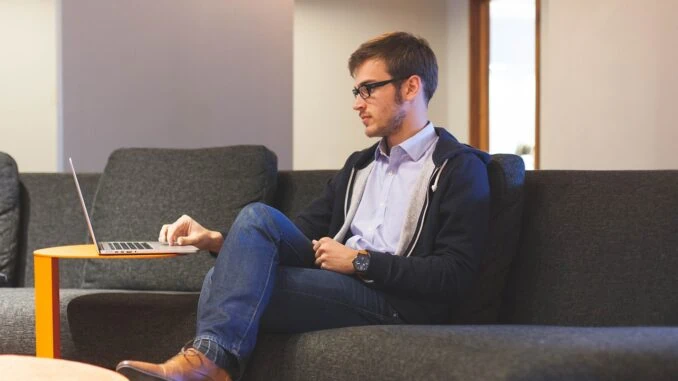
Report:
117,31,490,381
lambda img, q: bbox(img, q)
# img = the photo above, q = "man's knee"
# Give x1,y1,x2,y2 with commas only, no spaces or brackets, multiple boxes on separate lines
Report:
239,201,274,217
235,202,278,231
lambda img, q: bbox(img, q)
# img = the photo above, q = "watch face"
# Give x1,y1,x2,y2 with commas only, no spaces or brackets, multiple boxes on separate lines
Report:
354,254,369,272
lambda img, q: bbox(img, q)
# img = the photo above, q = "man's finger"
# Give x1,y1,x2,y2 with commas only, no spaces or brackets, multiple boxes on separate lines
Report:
166,222,182,245
177,235,197,246
158,224,170,243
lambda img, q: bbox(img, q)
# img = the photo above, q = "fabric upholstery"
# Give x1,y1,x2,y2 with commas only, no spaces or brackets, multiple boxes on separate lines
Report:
273,170,336,219
18,173,100,288
449,154,525,323
0,152,20,287
81,146,277,291
501,170,678,326
5,285,676,381
0,287,92,357
244,325,678,381
0,287,197,366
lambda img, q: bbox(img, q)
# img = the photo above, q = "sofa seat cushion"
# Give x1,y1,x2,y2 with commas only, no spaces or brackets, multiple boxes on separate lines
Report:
0,288,199,368
0,152,20,287
0,288,99,357
245,325,678,381
3,288,677,380
82,146,277,291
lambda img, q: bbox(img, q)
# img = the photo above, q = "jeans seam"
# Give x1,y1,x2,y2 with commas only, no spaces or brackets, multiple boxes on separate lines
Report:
277,287,400,323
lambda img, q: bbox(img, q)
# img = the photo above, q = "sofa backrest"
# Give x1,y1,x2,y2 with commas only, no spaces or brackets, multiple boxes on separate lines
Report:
0,152,20,287
18,173,100,288
448,154,525,324
80,146,277,291
500,170,678,326
272,170,336,219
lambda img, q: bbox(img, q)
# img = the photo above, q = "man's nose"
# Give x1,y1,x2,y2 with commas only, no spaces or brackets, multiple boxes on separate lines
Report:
353,96,366,110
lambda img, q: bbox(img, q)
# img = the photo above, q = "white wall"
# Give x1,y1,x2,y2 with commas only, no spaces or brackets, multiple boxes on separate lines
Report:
540,0,678,170
0,0,58,172
446,0,470,145
293,0,469,170
61,0,294,172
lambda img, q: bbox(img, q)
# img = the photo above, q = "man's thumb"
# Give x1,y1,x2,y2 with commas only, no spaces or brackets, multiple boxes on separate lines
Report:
177,236,197,246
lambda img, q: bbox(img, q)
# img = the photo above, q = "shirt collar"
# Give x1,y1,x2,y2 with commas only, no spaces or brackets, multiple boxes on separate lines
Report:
375,122,436,161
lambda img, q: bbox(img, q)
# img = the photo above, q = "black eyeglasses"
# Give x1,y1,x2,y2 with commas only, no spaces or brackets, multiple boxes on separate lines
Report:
352,77,407,99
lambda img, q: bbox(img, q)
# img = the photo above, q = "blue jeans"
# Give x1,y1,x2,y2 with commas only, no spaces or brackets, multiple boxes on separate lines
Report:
193,203,403,378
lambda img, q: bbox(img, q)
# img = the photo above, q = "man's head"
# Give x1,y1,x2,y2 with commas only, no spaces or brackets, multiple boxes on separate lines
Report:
349,32,438,141
349,32,438,104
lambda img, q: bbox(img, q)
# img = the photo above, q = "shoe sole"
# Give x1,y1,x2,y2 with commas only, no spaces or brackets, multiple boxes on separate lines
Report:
116,365,168,381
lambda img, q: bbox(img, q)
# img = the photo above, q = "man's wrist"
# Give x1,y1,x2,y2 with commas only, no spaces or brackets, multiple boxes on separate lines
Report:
352,249,370,275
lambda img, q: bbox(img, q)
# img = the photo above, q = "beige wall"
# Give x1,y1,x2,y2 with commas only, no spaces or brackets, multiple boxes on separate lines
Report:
293,0,469,170
0,0,58,172
540,0,678,169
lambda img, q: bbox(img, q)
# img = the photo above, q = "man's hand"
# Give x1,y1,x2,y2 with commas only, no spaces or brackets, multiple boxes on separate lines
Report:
312,237,358,275
159,215,224,253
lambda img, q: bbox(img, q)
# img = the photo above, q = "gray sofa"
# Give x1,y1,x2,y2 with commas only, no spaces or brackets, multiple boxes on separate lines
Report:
1,146,677,381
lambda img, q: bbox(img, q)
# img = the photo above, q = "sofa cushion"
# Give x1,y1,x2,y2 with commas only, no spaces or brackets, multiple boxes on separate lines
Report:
272,170,336,219
501,170,678,326
449,154,525,323
18,173,100,288
0,287,99,357
244,325,678,381
0,152,20,287
81,146,277,291
0,287,198,367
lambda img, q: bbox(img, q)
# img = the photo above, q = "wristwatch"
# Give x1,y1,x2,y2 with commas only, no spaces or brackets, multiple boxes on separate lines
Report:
352,250,371,275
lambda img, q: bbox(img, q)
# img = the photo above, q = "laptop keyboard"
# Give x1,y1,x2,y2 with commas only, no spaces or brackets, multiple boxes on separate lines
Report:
111,242,153,250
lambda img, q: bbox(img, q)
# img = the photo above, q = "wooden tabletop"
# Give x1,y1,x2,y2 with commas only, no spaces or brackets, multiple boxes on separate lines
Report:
0,355,128,380
34,244,178,259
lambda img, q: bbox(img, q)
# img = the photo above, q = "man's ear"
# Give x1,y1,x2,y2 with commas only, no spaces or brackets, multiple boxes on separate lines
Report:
403,75,422,102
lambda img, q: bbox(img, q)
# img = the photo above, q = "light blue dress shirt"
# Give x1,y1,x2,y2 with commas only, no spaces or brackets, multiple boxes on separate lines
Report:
346,122,438,255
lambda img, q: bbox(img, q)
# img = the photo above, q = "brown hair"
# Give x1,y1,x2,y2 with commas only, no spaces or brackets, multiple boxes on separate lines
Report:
348,32,438,104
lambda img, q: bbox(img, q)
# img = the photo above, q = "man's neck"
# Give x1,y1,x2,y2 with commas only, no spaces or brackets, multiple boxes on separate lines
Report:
385,116,429,151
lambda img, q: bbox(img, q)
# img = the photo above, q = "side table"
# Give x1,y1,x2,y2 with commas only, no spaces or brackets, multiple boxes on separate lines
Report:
0,354,128,380
34,244,177,358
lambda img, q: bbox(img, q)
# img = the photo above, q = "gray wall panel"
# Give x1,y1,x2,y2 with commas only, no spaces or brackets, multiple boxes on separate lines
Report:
61,0,293,171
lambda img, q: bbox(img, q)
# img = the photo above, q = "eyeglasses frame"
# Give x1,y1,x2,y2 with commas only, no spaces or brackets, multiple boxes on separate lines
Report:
352,76,410,99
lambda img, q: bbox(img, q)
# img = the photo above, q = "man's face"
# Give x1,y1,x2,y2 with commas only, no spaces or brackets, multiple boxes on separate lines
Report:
352,59,406,139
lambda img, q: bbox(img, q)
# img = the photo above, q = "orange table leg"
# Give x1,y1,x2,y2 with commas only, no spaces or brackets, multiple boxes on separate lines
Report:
34,256,60,358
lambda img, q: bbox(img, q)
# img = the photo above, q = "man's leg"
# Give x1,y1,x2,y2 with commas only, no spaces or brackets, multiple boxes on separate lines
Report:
192,202,318,377
260,266,402,334
117,202,319,380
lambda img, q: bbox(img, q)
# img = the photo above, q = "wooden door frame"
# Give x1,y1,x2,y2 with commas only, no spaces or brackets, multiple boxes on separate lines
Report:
468,0,541,169
469,0,490,153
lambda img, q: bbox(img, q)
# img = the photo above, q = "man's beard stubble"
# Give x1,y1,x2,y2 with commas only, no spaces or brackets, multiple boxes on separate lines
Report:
382,91,407,137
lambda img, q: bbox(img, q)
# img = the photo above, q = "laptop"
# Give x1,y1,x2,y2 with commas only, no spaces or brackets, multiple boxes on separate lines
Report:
69,157,199,255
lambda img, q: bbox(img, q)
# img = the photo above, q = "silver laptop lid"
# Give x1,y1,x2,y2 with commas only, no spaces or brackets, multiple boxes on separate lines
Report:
69,157,101,252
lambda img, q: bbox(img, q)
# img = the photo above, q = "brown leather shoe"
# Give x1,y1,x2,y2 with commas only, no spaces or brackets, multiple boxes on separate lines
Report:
116,347,232,381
